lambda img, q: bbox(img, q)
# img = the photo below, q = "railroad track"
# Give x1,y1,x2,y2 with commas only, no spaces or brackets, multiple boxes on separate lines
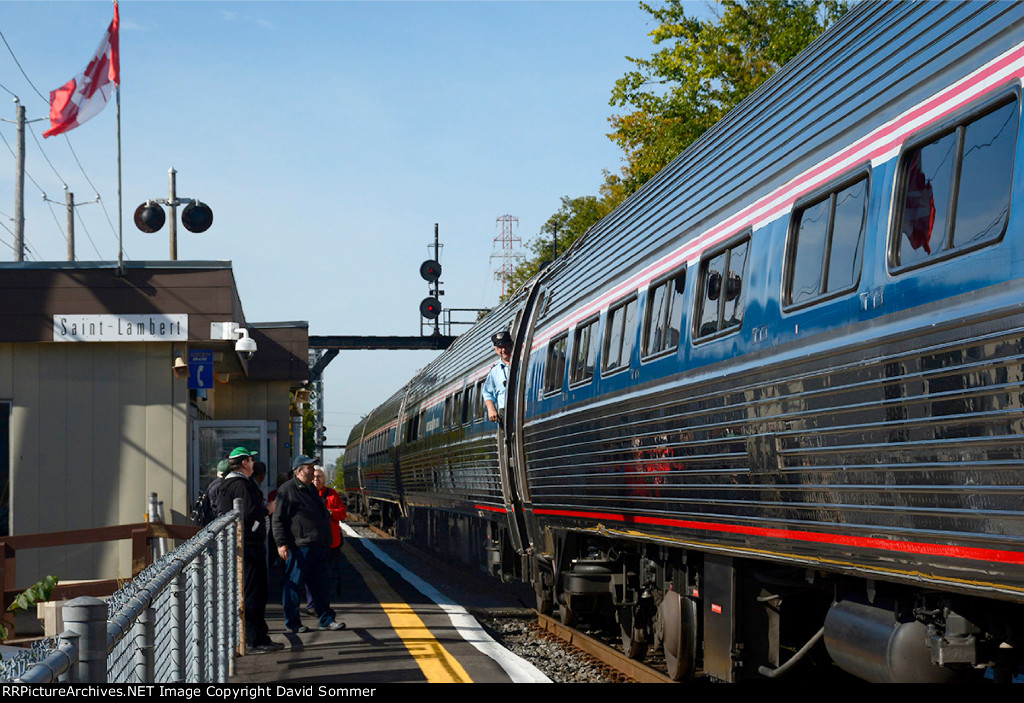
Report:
531,612,676,683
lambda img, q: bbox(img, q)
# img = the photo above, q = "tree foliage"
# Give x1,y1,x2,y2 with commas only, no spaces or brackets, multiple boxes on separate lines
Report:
609,0,848,187
331,453,345,492
303,405,317,457
502,0,847,301
502,170,630,301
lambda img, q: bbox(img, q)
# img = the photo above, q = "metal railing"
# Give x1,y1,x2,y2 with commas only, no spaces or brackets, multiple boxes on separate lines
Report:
0,503,241,683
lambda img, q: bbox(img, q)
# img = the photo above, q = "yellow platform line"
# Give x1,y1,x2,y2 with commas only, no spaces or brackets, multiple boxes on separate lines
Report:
345,543,473,683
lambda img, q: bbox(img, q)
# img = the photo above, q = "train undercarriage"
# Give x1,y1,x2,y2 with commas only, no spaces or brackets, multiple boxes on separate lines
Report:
529,531,1024,683
361,500,1024,683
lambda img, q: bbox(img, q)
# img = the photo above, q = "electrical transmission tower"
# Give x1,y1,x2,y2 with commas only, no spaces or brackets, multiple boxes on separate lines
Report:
491,214,523,299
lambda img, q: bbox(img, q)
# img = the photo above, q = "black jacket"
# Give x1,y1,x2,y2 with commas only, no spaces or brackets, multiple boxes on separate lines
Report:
271,477,332,549
218,472,268,549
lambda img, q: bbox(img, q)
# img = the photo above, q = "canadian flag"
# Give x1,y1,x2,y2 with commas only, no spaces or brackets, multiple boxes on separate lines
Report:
43,3,119,138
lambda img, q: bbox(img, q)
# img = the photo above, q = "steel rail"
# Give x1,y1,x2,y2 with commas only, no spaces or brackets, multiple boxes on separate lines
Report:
534,612,676,684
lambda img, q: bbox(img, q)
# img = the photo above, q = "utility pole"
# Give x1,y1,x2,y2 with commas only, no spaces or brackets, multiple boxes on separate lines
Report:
168,168,178,260
133,168,214,258
14,99,25,262
66,189,74,261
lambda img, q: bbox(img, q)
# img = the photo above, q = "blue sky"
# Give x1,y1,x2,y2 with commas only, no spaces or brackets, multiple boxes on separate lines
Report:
0,0,665,463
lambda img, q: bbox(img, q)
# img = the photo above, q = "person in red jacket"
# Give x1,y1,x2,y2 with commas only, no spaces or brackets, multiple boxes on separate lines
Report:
305,466,346,609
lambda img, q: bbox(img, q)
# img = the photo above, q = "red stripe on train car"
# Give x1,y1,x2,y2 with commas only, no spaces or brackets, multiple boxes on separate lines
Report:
533,508,1024,566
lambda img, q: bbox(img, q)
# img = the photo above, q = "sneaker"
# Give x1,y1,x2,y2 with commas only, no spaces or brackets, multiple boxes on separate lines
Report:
303,606,317,616
250,641,284,654
319,620,346,631
288,625,310,634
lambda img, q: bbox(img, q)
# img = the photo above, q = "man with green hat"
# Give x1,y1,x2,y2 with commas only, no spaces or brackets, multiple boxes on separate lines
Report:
219,447,283,653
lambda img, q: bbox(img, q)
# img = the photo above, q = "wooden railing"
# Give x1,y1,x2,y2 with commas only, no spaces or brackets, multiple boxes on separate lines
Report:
0,522,201,612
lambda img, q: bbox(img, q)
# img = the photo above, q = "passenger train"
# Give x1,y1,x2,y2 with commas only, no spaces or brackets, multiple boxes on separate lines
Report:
345,1,1024,682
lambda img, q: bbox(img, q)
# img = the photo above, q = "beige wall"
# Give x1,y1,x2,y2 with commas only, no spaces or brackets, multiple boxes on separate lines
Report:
209,377,295,486
0,341,299,585
0,341,188,584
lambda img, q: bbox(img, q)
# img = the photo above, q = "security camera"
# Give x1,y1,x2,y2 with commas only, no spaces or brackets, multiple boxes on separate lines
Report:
235,328,257,361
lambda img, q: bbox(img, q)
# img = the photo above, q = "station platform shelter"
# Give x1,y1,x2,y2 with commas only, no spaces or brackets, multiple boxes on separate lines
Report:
0,260,310,586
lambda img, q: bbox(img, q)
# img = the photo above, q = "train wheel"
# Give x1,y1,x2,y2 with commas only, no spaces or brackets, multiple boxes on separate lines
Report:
618,605,649,661
661,590,697,681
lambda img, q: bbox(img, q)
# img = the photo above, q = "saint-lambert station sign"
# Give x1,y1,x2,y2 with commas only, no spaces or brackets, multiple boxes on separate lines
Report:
53,314,189,342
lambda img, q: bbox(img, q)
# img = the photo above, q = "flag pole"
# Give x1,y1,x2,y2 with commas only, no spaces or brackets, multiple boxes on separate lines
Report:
116,81,123,276
114,0,123,276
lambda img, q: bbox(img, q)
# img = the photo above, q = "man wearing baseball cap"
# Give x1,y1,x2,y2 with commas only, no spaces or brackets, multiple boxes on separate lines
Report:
218,447,282,653
483,329,513,423
272,453,345,633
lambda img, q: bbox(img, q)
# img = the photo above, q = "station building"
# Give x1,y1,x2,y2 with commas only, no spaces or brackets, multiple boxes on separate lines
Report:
0,261,309,584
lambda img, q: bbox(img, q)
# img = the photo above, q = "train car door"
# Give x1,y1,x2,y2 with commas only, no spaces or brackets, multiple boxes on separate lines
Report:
503,280,547,555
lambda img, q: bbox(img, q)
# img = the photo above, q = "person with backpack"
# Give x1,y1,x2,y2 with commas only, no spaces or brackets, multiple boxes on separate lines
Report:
191,459,230,526
218,447,282,654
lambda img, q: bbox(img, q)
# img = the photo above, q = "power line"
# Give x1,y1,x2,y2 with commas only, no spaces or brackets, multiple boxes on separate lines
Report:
0,25,121,261
27,122,68,187
75,204,105,259
0,80,19,100
0,28,49,104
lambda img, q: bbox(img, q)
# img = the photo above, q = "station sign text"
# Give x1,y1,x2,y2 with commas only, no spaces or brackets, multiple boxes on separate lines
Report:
53,314,189,342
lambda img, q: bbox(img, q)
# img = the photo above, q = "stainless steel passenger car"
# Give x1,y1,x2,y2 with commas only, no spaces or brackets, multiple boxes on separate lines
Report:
347,1,1024,682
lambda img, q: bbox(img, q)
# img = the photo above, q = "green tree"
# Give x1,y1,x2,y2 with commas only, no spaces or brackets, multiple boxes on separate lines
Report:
609,0,848,187
303,405,317,457
503,0,846,301
502,170,629,301
331,453,345,492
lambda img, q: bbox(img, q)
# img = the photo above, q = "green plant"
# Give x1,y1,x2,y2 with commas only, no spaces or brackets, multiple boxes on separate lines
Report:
0,575,58,640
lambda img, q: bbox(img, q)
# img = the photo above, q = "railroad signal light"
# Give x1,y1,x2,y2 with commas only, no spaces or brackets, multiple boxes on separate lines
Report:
134,201,166,233
420,259,442,283
181,201,214,233
420,297,442,320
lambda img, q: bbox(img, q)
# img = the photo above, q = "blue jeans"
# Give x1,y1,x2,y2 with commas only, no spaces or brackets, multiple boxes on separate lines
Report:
282,545,336,631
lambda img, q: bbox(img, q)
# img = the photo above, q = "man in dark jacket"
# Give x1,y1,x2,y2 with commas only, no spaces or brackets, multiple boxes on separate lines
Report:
218,446,283,653
272,454,345,633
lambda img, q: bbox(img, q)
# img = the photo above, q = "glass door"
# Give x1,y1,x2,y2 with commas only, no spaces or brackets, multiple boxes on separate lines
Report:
190,420,275,502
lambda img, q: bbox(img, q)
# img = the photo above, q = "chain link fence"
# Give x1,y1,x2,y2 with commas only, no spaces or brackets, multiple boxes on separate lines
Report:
0,504,241,683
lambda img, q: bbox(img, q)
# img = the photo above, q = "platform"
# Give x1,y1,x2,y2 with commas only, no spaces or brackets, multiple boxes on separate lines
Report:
230,523,548,684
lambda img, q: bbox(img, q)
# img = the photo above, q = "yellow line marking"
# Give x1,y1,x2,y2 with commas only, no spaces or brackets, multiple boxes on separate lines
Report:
345,543,473,683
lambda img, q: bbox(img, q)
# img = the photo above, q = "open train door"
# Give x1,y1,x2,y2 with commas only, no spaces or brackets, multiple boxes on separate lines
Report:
500,279,547,556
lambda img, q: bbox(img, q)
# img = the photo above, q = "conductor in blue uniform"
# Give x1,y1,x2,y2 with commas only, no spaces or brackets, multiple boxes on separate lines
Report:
483,330,513,423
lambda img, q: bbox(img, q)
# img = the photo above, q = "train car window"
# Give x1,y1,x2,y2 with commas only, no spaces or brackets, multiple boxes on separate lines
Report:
460,388,471,424
405,412,419,442
603,296,638,374
451,392,462,428
474,380,486,421
643,268,686,358
543,333,568,395
695,235,750,340
443,395,453,429
894,96,1018,269
786,175,868,307
570,317,600,385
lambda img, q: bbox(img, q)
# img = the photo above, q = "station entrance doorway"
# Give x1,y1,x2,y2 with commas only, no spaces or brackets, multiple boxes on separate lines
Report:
190,420,279,501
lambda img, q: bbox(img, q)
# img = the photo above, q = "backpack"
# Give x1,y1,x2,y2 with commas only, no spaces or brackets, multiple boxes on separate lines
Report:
190,476,224,526
190,489,215,526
